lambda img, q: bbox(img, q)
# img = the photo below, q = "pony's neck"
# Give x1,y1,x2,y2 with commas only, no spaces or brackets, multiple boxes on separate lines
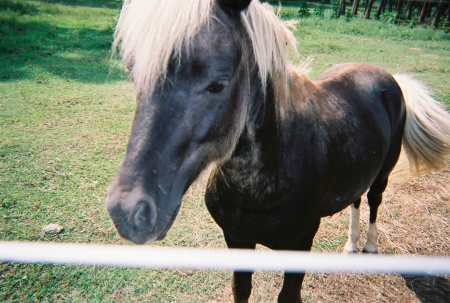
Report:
245,75,280,162
226,68,322,175
216,72,281,198
215,69,321,205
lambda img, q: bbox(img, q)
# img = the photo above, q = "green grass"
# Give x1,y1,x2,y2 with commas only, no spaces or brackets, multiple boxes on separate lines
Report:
292,17,450,107
1,1,449,302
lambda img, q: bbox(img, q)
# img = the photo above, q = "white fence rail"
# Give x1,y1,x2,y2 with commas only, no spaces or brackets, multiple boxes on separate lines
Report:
1,241,449,275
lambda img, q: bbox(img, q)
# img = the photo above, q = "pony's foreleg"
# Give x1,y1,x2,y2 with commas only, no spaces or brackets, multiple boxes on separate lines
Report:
224,233,256,303
343,199,361,254
278,273,304,303
277,221,319,303
232,271,253,303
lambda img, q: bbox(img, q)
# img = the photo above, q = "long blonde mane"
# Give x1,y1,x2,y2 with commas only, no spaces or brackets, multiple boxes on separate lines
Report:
113,0,297,100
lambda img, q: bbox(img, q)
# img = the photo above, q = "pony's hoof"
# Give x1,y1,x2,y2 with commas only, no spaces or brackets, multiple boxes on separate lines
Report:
362,247,378,254
343,248,359,254
343,243,359,254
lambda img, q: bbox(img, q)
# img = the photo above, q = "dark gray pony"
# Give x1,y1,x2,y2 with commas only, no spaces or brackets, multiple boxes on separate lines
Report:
107,0,450,302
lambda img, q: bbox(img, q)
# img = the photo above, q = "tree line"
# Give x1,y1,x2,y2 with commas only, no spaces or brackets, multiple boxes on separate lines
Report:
338,0,449,27
267,0,450,28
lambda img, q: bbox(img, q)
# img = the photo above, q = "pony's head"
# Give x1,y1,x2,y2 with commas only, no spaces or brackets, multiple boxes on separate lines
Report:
106,0,296,244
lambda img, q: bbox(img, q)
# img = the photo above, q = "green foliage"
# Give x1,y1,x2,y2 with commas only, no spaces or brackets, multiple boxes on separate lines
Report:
312,2,325,17
0,0,39,15
298,16,449,42
330,0,340,13
0,0,38,33
382,11,400,25
344,10,353,22
298,2,310,18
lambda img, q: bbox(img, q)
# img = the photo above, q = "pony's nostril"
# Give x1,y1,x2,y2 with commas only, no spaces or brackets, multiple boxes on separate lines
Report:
133,200,157,233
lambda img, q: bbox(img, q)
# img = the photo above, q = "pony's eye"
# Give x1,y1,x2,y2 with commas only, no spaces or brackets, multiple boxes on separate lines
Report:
206,80,229,94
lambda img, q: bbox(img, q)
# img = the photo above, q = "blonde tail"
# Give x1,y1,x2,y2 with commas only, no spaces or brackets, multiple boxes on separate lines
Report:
394,74,450,175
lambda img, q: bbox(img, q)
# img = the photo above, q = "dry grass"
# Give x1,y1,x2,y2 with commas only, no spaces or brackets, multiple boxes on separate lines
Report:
301,167,450,302
177,165,450,302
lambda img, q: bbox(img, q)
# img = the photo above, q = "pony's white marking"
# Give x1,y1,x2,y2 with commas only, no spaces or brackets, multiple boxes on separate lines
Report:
363,222,378,253
343,205,379,254
343,204,360,254
2,241,450,275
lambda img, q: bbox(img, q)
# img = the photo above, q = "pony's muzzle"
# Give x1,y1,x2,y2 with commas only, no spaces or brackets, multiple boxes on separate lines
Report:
131,199,157,234
106,185,159,244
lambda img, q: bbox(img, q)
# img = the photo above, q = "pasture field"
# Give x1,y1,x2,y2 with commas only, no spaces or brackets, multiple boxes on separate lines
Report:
1,1,449,302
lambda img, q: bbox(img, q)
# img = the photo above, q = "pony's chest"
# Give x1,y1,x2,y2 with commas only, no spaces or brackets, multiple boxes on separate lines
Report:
204,174,314,245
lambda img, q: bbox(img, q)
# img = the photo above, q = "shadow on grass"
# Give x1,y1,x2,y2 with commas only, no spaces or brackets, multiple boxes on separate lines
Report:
0,1,127,84
402,275,450,303
42,0,122,9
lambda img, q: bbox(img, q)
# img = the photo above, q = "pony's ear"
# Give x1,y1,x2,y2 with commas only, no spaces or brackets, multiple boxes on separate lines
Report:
217,0,252,11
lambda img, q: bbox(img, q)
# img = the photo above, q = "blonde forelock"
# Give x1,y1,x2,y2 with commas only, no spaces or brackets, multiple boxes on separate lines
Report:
113,0,298,103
